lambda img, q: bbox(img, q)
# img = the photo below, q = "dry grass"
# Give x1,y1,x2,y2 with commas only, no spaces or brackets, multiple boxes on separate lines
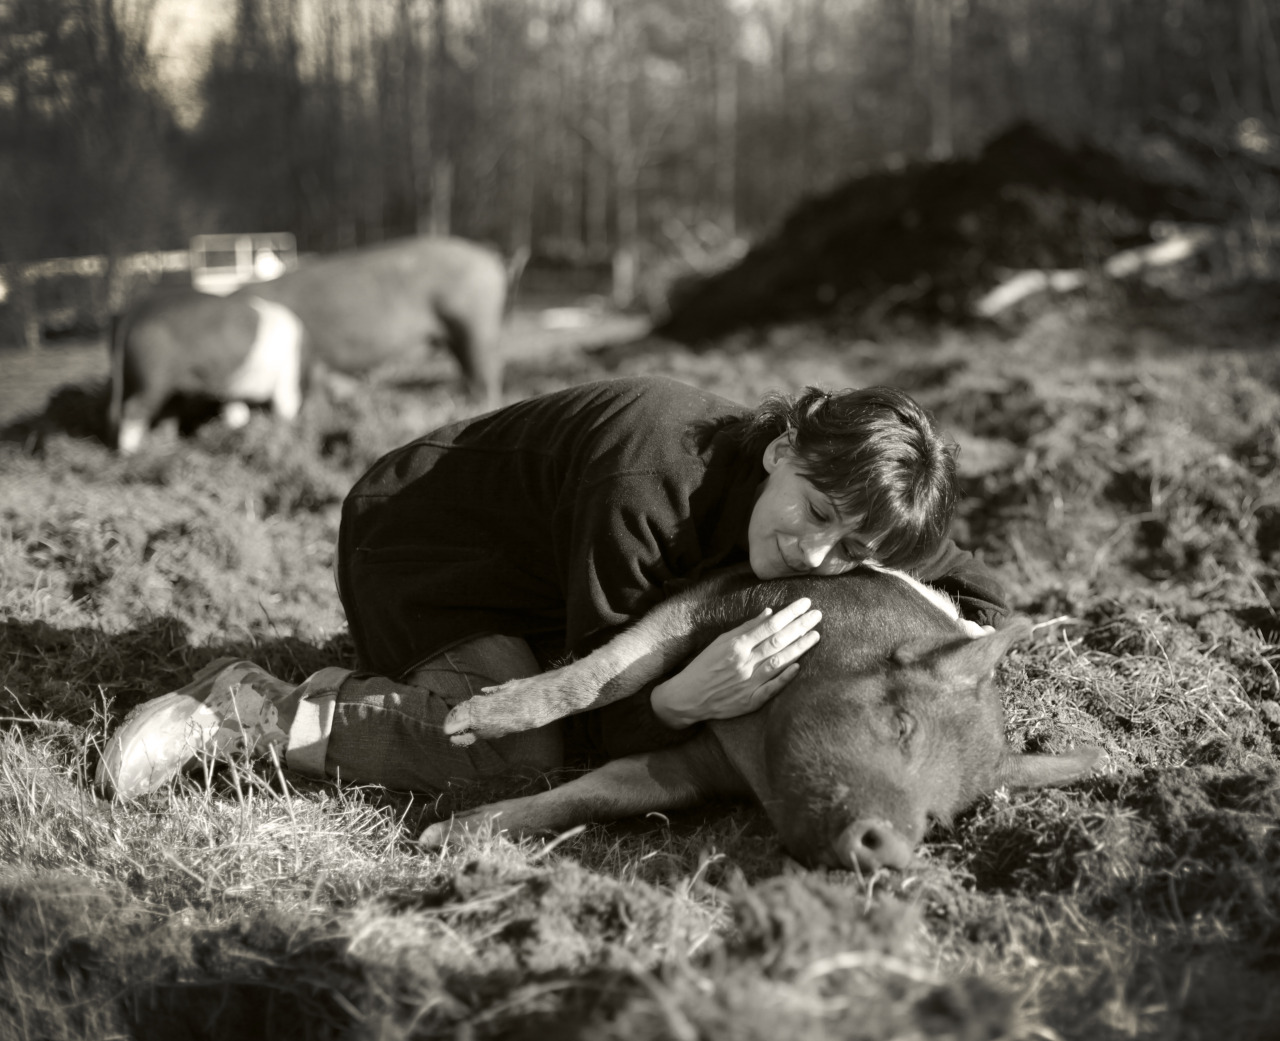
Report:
2,294,1279,1039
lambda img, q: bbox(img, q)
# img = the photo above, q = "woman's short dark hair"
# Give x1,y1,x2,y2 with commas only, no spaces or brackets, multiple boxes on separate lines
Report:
736,386,959,570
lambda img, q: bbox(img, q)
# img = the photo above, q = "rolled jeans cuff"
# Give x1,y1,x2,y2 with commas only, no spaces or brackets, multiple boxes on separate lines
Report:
285,667,352,778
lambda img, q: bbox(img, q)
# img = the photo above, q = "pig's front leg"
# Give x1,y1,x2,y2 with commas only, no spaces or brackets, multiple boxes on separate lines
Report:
442,629,684,745
442,572,758,744
419,731,748,849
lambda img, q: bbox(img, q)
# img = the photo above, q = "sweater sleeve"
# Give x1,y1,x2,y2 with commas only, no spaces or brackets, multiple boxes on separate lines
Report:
558,469,709,759
556,449,767,759
912,539,1010,627
560,472,687,651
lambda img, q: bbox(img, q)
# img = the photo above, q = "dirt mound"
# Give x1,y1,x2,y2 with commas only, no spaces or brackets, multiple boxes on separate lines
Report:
658,123,1215,341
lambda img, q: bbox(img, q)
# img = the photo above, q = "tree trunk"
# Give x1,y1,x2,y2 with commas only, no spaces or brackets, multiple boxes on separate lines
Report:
608,1,640,309
557,53,581,252
610,110,639,308
510,61,535,258
398,0,431,234
428,0,453,237
352,0,384,241
1090,0,1119,134
713,30,737,237
1253,0,1280,116
928,0,953,160
584,33,610,261
1241,0,1263,113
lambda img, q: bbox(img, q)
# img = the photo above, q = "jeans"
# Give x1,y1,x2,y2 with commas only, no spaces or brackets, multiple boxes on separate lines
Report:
289,634,565,793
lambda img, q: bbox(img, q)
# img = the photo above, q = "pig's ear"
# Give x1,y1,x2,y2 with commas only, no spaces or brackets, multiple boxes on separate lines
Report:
894,615,1033,683
994,746,1106,790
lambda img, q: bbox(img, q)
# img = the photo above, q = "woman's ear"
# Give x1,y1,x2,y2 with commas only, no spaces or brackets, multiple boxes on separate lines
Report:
762,431,793,473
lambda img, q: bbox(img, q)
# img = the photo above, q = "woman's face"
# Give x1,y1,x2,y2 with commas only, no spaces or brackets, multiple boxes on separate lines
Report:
747,434,879,580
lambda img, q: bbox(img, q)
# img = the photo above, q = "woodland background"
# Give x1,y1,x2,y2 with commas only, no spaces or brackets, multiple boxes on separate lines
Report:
3,0,1279,323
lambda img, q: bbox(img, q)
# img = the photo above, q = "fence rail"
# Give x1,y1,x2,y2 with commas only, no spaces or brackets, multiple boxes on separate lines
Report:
1,236,295,347
0,250,192,299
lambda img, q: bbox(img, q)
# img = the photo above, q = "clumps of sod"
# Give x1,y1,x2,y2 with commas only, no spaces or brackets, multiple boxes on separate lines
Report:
5,304,1280,1040
1,720,995,1041
918,346,1280,609
956,581,1278,918
0,432,348,660
949,761,1280,937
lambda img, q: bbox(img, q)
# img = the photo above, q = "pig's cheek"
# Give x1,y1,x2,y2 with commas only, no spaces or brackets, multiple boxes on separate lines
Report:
763,800,827,867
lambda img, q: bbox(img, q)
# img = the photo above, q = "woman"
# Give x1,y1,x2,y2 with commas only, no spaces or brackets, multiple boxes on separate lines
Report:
98,375,1007,799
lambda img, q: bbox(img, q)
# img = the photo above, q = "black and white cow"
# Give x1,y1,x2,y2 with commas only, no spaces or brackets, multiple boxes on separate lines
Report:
109,289,304,454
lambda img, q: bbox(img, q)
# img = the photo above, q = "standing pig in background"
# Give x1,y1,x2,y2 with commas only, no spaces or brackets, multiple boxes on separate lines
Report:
109,236,521,453
429,565,1103,871
245,235,519,408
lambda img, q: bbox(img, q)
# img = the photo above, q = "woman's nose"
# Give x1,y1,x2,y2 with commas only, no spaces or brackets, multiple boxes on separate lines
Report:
797,533,836,567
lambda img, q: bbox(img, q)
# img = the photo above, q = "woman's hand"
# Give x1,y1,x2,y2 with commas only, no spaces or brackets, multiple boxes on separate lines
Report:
650,598,822,729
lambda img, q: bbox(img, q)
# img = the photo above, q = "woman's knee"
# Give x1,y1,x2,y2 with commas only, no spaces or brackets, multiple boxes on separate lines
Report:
406,634,541,698
411,635,563,773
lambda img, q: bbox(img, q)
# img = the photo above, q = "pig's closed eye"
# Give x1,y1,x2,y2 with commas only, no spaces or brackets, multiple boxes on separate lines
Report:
896,712,916,747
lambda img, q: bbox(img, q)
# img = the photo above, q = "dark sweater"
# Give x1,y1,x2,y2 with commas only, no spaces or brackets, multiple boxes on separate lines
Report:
336,376,1008,758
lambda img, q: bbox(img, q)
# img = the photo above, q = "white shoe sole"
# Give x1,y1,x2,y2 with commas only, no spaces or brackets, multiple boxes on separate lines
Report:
97,660,290,799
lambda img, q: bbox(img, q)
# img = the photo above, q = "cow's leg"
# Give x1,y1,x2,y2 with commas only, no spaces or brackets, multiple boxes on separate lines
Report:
444,568,763,743
232,298,305,422
268,306,304,421
419,729,746,849
117,391,160,455
117,406,148,454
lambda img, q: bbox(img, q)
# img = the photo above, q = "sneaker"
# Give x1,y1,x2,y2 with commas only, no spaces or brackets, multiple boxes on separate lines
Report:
97,658,295,799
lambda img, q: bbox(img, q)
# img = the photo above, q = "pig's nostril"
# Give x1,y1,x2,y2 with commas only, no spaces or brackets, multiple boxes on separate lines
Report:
836,818,913,872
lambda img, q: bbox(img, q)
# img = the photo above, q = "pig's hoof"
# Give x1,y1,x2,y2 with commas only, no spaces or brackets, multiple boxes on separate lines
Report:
418,812,504,850
1083,745,1109,775
443,700,482,740
419,818,470,850
418,821,450,850
444,688,524,741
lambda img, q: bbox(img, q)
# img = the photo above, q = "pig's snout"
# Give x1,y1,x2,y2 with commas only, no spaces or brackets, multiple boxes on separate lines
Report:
834,817,914,872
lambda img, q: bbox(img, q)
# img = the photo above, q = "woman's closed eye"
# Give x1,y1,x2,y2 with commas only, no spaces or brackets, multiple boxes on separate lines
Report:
841,539,870,563
813,542,866,575
806,500,830,525
828,539,873,572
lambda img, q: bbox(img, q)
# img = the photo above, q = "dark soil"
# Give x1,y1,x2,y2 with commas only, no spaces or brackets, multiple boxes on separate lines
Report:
657,123,1221,341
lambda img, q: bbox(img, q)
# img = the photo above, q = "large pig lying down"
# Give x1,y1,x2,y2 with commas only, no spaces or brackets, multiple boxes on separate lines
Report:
422,565,1103,871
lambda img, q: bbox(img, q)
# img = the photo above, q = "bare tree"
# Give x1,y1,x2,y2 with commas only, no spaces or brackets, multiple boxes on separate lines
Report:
0,0,177,343
428,0,453,236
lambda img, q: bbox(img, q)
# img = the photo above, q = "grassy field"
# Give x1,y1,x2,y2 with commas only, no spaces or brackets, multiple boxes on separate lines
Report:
1,291,1278,1040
